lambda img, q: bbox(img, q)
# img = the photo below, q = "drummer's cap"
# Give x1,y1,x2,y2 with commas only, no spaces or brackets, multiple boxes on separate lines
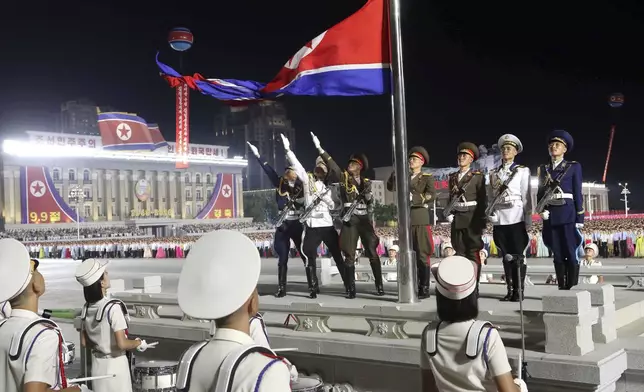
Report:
431,256,477,300
75,259,110,287
0,238,37,303
177,230,261,320
442,242,453,251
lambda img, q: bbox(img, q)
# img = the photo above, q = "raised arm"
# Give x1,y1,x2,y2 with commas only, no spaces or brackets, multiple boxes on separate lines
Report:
311,132,343,183
281,134,308,187
247,141,280,187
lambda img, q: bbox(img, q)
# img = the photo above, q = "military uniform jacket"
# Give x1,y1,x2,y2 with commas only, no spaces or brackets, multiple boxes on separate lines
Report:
253,155,305,215
320,152,373,215
286,151,335,228
387,171,436,226
488,162,532,226
448,170,487,230
536,160,584,226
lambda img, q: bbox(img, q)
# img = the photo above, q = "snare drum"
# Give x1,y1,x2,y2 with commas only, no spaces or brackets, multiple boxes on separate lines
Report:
63,341,75,366
133,360,178,391
291,376,324,392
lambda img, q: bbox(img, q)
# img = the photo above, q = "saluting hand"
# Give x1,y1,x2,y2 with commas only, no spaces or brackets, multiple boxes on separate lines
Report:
280,134,290,151
246,142,260,158
310,132,322,152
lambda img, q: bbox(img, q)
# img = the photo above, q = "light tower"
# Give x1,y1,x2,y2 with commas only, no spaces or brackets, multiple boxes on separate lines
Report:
618,182,630,218
586,181,595,220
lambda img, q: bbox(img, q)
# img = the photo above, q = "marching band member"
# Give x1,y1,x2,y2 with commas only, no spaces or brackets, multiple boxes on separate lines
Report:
421,256,528,392
383,245,399,282
247,141,307,298
75,258,156,392
387,146,436,299
0,301,11,320
175,230,292,391
442,242,455,257
312,132,385,298
0,238,85,392
487,134,532,302
537,130,584,290
281,134,349,298
445,143,487,292
581,243,603,284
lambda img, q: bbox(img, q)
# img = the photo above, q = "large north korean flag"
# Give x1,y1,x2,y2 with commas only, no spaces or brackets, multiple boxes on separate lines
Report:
20,167,81,224
195,173,237,219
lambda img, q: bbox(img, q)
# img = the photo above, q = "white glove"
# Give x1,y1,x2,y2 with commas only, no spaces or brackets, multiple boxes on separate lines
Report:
514,378,528,392
576,223,584,229
246,142,260,158
136,339,158,352
409,192,413,201
288,363,299,383
365,192,373,201
280,133,290,151
446,214,454,223
541,210,550,220
488,213,499,224
310,132,322,152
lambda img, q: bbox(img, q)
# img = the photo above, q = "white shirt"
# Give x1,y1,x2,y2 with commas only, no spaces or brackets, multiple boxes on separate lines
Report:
287,151,335,228
581,259,602,284
0,309,64,391
82,298,129,356
249,315,270,349
189,328,291,392
0,302,11,319
420,320,512,392
490,162,532,226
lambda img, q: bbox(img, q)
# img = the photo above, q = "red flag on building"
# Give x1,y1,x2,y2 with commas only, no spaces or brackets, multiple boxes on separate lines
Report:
20,167,81,224
98,112,155,151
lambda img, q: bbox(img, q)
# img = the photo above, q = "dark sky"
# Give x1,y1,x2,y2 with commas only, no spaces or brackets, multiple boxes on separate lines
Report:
0,0,641,210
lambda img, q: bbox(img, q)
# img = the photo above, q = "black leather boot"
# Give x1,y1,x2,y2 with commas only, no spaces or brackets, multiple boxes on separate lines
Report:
554,263,566,290
336,262,348,295
370,261,385,296
346,265,356,299
418,266,431,299
275,265,287,298
565,263,580,289
510,257,526,302
306,264,319,299
501,258,514,301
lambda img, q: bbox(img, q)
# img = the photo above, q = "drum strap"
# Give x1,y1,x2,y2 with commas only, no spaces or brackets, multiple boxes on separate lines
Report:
215,344,276,392
176,341,208,391
425,320,495,361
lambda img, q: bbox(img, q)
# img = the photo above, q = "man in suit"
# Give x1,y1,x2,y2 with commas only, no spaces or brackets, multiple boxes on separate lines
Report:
387,146,436,299
445,142,487,292
536,130,584,290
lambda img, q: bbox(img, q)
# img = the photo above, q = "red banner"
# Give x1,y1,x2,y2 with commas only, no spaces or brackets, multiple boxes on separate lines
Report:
195,173,237,219
20,167,81,224
175,83,190,169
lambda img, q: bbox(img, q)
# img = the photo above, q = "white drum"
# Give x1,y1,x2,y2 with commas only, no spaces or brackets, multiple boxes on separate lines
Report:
63,341,75,366
291,376,324,392
133,360,178,391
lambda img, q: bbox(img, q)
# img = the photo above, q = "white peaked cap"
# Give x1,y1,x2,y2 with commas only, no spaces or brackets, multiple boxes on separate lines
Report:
498,134,523,154
431,256,477,300
75,259,109,287
442,242,453,250
584,243,599,255
480,248,488,257
0,238,34,303
178,230,261,320
389,245,400,252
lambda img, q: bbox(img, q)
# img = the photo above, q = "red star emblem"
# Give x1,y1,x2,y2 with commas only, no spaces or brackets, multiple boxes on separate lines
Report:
31,182,44,195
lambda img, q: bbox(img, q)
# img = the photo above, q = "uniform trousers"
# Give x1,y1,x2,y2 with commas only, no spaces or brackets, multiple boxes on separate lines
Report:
412,225,434,267
274,220,305,267
340,215,380,265
493,222,529,295
451,225,484,282
542,221,583,289
301,225,346,280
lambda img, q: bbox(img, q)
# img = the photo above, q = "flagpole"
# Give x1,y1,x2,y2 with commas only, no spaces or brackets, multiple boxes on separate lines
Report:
389,0,418,304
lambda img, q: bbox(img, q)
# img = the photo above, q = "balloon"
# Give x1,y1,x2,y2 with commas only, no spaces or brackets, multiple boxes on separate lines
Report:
168,27,193,52
608,93,624,108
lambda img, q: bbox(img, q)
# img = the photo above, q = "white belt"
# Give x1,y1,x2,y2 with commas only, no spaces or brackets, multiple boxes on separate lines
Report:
551,193,573,200
343,203,367,209
502,195,522,202
455,201,477,207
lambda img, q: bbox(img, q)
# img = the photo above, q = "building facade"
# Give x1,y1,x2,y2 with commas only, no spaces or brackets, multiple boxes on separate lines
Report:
213,101,296,190
1,131,246,226
59,99,101,135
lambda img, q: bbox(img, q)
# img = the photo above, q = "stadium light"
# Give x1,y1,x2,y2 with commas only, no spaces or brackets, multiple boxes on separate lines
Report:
618,182,630,218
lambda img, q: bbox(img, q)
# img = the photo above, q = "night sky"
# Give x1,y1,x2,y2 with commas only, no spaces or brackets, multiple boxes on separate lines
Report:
0,0,641,210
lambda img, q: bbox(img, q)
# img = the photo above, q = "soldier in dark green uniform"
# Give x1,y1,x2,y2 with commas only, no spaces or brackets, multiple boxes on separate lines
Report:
311,133,384,299
444,142,487,292
387,146,436,299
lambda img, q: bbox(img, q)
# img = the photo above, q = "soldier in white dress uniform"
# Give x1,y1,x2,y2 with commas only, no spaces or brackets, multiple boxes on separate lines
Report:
0,238,86,392
175,230,292,392
487,134,532,302
75,258,156,392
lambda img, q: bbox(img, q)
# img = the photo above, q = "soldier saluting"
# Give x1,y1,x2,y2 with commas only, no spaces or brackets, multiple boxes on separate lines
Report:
311,132,384,298
387,146,436,299
487,134,532,302
536,130,584,290
444,142,487,291
247,141,307,298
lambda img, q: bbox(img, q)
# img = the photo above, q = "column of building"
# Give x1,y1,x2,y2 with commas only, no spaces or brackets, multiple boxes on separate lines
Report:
169,172,177,219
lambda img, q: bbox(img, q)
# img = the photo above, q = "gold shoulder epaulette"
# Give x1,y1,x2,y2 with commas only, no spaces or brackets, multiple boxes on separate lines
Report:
472,170,482,175
422,172,432,176
364,178,370,182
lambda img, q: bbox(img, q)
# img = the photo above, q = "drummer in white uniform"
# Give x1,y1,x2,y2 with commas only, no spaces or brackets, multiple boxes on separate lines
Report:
75,258,156,392
175,230,292,391
0,301,11,319
420,255,527,392
0,238,85,392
